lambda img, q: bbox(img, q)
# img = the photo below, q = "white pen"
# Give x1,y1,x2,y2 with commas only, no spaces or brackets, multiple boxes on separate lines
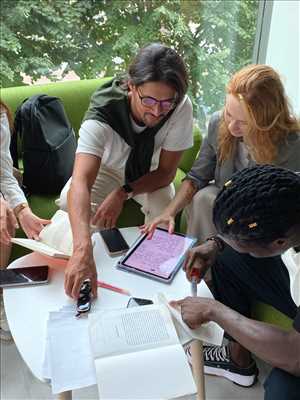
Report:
191,275,198,297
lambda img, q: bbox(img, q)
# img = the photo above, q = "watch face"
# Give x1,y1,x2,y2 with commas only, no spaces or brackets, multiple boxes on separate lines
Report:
123,184,133,193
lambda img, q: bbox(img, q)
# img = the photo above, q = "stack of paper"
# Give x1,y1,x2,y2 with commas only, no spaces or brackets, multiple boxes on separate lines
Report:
43,304,98,394
43,292,224,396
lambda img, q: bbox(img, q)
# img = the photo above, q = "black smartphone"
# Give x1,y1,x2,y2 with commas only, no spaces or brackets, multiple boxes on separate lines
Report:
99,228,129,256
0,266,49,288
127,297,154,308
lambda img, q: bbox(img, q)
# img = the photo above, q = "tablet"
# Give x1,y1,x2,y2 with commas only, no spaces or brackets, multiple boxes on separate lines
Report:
117,228,197,283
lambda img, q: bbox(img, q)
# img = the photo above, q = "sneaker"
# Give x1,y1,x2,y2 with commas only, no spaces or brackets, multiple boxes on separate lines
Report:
185,344,258,387
0,327,13,341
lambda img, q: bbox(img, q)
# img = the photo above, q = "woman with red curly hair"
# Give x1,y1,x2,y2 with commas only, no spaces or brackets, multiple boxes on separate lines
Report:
143,64,300,242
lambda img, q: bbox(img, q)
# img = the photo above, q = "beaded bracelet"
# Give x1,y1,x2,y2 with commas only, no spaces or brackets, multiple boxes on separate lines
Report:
206,236,225,252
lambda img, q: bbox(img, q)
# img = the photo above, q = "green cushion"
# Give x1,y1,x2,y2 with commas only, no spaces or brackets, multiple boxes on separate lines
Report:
174,168,186,192
117,200,144,228
28,194,59,219
252,302,293,330
0,78,110,136
179,125,202,173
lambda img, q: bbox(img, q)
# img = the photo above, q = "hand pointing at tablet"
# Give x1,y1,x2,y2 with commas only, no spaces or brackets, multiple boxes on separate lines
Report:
140,211,176,239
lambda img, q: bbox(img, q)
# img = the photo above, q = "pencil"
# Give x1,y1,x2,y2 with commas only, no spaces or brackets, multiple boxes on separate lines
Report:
97,280,131,296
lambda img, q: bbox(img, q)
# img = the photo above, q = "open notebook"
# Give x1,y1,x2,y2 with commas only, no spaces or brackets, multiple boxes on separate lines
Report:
88,295,223,399
11,210,73,259
88,304,197,399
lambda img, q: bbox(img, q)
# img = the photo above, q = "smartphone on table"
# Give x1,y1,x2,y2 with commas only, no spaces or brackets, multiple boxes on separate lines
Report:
127,297,154,308
99,228,129,256
0,266,50,288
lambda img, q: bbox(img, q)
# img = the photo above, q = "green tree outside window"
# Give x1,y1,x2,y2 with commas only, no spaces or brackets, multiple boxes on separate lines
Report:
0,0,259,123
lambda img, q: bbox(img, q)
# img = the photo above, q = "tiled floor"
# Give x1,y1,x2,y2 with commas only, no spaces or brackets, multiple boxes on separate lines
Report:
1,338,269,400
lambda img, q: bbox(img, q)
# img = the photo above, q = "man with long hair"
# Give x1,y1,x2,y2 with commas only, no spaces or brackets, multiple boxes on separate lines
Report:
58,43,194,299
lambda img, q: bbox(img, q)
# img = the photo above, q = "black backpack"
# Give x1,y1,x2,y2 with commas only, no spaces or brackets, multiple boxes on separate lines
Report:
12,94,76,195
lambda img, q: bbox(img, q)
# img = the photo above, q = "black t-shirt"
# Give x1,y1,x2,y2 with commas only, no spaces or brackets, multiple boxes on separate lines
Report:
293,307,300,333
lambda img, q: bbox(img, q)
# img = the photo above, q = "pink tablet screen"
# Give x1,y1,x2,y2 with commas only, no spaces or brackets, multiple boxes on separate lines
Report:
124,229,195,278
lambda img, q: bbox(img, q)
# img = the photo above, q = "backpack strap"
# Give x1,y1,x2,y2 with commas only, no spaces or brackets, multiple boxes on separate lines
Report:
10,102,25,169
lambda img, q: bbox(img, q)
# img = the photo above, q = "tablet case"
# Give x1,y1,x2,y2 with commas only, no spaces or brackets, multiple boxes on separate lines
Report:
117,228,197,283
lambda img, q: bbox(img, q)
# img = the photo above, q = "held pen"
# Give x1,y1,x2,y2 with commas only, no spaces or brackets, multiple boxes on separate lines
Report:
191,268,200,297
191,275,198,297
190,268,206,399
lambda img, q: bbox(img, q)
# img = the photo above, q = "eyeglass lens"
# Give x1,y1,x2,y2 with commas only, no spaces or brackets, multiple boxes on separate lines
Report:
141,97,174,110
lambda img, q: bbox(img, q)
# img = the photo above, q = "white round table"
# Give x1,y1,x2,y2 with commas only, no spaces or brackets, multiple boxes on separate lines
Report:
4,227,194,390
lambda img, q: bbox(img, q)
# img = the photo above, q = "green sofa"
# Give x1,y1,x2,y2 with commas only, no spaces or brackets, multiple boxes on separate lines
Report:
0,78,201,258
1,79,292,330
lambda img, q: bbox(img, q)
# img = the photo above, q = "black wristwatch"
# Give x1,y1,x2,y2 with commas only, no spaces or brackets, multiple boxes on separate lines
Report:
122,183,134,200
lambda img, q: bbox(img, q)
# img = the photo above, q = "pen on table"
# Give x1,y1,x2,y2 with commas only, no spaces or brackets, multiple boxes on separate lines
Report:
97,280,131,296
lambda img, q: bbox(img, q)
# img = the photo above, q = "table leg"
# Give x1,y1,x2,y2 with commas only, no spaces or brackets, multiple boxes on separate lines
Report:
57,390,72,400
191,340,205,400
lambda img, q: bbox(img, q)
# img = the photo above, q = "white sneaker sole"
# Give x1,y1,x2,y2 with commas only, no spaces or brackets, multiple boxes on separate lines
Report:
204,366,257,387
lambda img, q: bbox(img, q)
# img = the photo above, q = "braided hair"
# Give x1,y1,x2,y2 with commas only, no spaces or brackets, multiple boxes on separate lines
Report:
213,165,300,244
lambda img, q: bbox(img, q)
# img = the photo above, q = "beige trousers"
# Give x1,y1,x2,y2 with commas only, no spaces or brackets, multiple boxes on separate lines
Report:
58,165,175,224
184,184,220,243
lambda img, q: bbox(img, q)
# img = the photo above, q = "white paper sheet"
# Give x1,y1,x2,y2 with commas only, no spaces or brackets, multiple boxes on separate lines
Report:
155,293,224,346
46,313,96,394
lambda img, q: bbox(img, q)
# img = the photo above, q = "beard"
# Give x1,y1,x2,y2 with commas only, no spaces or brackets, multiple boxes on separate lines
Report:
143,112,166,127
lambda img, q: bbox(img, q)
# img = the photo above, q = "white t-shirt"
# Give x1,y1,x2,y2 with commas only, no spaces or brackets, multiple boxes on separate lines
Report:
76,95,193,176
282,248,300,307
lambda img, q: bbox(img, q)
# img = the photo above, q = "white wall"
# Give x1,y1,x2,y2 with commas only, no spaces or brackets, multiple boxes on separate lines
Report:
266,0,300,116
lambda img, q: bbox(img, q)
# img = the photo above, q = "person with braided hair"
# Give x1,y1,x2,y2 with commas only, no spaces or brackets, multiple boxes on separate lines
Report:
142,64,300,243
172,165,300,399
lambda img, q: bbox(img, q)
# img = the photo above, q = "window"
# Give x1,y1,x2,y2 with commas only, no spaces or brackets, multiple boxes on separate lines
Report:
1,0,259,125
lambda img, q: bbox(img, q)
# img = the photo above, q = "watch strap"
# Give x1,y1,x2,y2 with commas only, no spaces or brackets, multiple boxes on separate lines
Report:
122,184,134,200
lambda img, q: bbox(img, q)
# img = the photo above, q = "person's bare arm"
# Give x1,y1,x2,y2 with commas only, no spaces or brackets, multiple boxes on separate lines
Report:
177,297,300,376
141,179,197,237
92,149,184,229
65,153,101,299
212,301,300,376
